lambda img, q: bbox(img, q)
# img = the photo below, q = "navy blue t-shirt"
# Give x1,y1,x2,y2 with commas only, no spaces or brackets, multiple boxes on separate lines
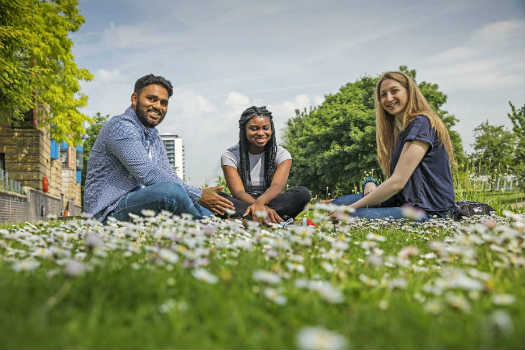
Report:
385,115,455,217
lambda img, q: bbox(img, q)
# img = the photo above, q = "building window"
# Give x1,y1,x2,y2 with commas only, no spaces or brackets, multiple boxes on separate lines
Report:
60,148,69,168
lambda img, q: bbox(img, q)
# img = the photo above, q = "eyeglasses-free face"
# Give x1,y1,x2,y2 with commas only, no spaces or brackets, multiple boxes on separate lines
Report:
379,79,408,118
245,116,272,153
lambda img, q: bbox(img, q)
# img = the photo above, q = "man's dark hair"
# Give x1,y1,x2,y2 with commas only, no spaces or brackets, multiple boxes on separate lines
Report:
238,106,277,190
134,74,173,97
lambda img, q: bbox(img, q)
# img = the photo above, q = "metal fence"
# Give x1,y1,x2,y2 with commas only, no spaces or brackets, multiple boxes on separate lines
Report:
470,175,519,192
0,169,24,194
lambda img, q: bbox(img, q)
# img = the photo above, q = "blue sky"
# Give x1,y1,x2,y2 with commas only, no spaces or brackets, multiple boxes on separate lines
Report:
72,0,525,186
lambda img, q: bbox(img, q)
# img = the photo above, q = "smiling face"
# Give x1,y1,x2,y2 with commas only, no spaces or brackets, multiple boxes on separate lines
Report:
131,84,169,128
245,116,272,153
379,79,408,118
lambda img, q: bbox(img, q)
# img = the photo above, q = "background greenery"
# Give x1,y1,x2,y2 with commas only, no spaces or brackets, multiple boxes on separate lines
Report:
0,0,92,144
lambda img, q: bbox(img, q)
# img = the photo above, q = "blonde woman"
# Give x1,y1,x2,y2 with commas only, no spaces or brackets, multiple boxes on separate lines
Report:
331,71,456,220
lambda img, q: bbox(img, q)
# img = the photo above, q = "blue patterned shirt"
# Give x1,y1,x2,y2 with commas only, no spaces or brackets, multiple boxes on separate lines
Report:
84,107,202,221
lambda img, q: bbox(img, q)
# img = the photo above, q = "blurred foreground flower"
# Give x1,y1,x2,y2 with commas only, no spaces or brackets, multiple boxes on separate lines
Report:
192,268,218,284
253,270,281,284
64,259,87,277
264,288,287,305
489,310,514,335
12,259,40,272
297,326,347,350
401,205,426,220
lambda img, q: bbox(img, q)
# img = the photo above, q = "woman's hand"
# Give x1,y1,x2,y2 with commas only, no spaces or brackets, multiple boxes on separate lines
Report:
243,202,283,223
363,182,378,196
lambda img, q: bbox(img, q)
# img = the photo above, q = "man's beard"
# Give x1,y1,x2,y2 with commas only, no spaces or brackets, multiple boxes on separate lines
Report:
135,100,165,128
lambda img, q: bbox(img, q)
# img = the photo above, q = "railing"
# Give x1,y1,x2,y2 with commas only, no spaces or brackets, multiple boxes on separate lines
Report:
469,175,519,192
0,169,24,194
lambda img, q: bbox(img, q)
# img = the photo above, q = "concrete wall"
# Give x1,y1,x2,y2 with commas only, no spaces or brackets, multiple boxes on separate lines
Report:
0,190,28,223
0,188,82,223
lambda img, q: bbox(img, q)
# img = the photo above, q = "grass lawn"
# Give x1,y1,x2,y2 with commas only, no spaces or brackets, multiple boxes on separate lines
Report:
0,206,523,348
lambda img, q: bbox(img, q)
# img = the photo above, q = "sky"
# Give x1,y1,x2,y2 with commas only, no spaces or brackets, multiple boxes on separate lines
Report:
71,0,525,186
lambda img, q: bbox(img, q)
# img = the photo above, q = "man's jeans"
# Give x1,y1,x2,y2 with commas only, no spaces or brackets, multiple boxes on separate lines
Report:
109,182,212,222
332,193,426,220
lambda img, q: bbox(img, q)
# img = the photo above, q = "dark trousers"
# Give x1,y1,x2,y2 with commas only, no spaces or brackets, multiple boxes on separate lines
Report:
219,186,311,220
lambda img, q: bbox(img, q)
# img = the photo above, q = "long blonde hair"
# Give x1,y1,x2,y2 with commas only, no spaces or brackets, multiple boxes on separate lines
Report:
375,71,456,177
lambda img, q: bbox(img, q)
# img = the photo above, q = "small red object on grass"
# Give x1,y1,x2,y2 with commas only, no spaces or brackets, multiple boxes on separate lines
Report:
306,218,317,226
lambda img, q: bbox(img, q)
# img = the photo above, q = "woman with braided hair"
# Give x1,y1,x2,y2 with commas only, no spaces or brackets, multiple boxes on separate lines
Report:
220,106,311,223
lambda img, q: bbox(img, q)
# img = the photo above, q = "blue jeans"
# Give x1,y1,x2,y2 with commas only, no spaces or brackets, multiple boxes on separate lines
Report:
109,182,212,222
332,193,427,220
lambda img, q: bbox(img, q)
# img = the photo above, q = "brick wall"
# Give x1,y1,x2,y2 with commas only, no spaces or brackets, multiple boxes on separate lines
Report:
0,127,47,191
0,125,82,210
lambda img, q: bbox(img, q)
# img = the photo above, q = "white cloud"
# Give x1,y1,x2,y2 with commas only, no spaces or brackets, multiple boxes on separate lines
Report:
271,94,324,138
172,88,215,118
225,91,251,108
428,47,475,63
102,22,175,49
424,19,524,91
472,20,522,43
96,68,121,82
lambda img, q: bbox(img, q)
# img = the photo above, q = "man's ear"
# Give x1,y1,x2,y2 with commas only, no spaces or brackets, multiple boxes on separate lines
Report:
131,92,138,109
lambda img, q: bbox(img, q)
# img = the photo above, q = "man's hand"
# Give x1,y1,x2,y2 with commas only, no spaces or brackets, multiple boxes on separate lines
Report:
363,182,378,196
199,186,235,215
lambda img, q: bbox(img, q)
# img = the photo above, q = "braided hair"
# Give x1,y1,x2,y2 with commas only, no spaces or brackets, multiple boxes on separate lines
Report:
238,106,277,191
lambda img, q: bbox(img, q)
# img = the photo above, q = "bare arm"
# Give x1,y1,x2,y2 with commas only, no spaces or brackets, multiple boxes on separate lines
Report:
222,165,257,204
244,159,292,223
255,159,292,205
349,141,430,209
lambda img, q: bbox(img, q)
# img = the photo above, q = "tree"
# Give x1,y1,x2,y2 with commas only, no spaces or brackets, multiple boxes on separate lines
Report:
0,0,93,145
507,101,524,187
284,76,378,197
283,66,465,197
471,121,517,175
81,112,108,198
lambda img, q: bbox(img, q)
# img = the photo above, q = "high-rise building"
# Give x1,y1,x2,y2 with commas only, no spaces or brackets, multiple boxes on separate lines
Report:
160,133,185,180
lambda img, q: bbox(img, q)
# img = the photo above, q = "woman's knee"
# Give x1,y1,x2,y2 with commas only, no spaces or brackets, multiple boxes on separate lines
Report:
289,186,311,205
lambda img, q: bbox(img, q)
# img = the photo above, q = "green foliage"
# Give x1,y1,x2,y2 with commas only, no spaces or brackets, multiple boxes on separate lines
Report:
507,102,524,188
215,175,232,195
0,0,93,145
454,168,524,213
284,66,465,196
81,113,108,198
472,121,517,175
284,75,378,197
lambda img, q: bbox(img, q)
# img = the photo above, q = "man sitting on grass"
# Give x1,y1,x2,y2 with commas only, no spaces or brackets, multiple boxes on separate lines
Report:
84,74,234,223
